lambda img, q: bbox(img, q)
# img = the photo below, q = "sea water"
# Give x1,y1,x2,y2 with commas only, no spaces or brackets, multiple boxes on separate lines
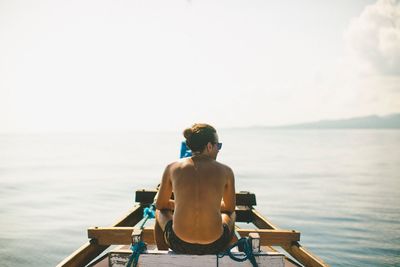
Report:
0,129,399,266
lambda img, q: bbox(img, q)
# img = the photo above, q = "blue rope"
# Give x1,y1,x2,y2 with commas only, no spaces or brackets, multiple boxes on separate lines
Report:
126,241,146,267
126,205,155,267
217,237,258,267
144,206,156,218
139,205,155,229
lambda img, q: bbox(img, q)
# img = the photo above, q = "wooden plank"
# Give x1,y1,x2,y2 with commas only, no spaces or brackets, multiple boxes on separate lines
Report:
252,209,278,230
56,205,144,267
237,229,300,247
113,204,144,226
135,190,257,206
236,191,257,206
260,246,302,267
135,189,157,204
236,206,253,222
87,227,155,245
86,252,109,267
282,243,329,267
251,209,329,267
88,227,300,247
108,249,285,267
56,242,108,267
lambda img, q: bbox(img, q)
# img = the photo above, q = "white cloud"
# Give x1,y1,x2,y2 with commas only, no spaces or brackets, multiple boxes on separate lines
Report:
309,0,400,119
345,0,400,75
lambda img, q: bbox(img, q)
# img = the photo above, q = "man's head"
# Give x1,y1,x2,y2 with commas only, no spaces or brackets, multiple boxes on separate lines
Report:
183,123,221,158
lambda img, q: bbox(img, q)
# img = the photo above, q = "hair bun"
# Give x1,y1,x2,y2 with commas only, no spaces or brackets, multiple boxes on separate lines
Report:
183,128,193,140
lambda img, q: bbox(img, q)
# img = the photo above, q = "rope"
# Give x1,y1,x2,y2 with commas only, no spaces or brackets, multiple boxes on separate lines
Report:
126,204,155,267
217,237,258,267
140,205,155,228
126,241,146,267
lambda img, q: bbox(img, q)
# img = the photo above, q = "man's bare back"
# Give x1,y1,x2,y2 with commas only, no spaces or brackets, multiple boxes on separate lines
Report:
155,124,236,252
165,155,235,243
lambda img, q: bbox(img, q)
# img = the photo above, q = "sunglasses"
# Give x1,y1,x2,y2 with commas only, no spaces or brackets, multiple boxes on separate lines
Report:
213,142,222,150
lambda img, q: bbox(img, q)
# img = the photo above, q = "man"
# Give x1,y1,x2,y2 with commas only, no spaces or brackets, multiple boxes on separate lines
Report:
154,123,236,255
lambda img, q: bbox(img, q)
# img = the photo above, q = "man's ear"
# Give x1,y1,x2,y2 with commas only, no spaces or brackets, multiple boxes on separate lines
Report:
206,142,213,151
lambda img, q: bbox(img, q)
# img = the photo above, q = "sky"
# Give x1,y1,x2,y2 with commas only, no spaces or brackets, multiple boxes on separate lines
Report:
0,0,399,133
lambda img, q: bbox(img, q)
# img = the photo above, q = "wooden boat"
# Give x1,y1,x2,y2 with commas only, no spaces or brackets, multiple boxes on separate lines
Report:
57,189,329,267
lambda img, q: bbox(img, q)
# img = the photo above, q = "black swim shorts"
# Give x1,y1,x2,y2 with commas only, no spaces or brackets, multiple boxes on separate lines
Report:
163,220,232,255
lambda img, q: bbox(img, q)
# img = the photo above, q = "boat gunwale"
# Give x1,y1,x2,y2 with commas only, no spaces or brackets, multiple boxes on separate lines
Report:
56,190,329,267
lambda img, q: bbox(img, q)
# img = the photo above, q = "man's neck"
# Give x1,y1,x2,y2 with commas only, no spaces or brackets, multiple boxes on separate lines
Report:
192,152,213,160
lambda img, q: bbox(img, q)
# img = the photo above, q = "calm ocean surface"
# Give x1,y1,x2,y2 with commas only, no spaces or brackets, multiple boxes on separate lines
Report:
0,129,399,267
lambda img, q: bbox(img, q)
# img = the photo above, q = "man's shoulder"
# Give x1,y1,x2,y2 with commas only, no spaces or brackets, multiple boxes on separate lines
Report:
215,161,234,174
166,158,191,169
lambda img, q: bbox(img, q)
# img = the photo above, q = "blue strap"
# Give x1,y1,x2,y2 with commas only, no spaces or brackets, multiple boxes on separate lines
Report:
139,205,155,229
127,241,146,267
217,237,258,267
126,205,155,267
143,206,155,219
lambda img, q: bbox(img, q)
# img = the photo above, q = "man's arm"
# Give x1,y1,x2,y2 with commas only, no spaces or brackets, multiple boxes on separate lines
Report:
155,164,174,210
221,166,236,213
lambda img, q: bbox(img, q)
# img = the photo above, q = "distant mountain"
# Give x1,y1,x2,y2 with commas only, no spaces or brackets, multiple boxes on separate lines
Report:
270,113,400,129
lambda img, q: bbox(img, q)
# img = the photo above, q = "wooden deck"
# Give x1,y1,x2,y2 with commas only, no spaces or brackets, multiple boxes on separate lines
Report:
87,244,302,267
89,245,286,267
56,190,329,267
